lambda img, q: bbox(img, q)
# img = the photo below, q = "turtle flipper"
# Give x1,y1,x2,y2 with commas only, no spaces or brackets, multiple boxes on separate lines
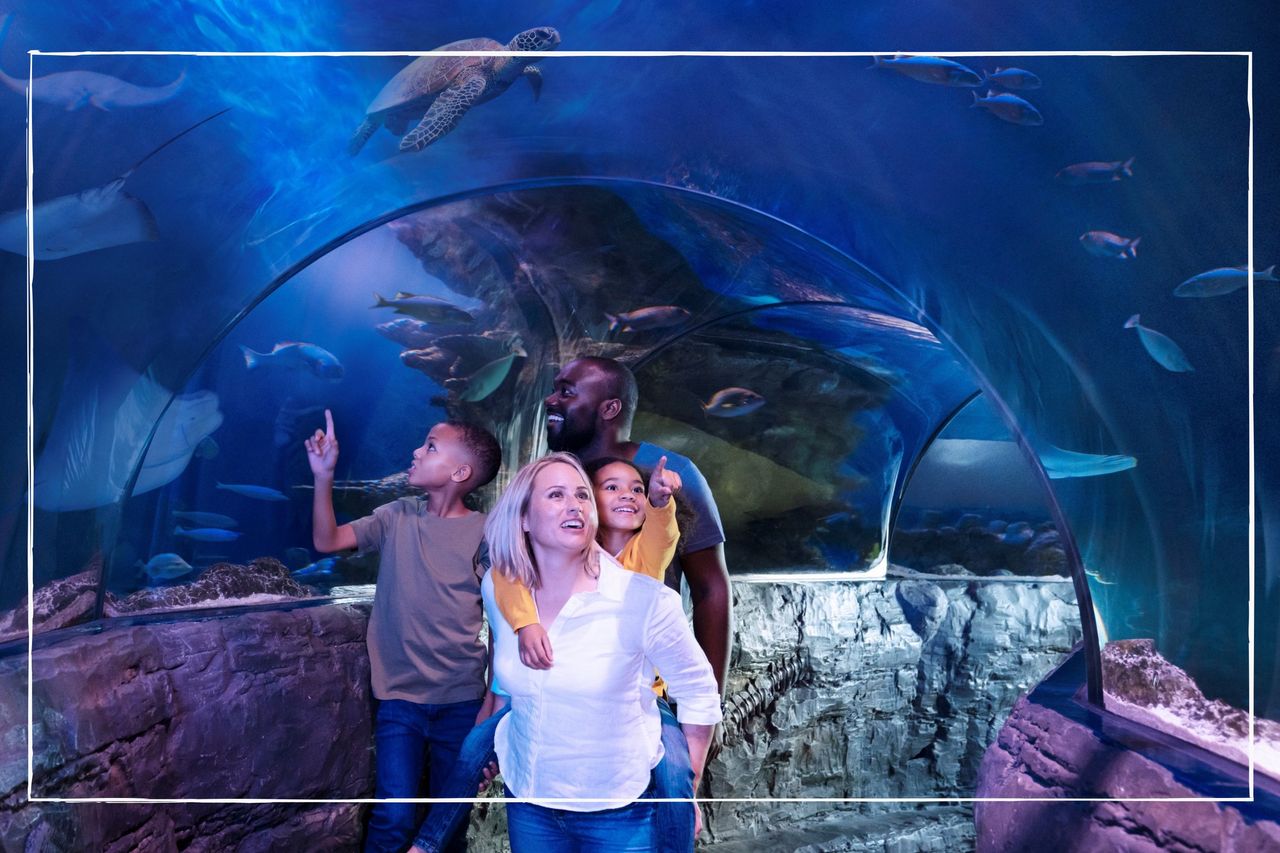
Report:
400,74,487,152
348,117,379,156
523,65,543,101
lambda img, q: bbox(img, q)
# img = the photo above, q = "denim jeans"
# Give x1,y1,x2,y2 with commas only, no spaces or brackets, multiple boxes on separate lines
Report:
504,784,656,853
364,697,483,853
411,705,509,853
413,699,695,852
654,697,697,850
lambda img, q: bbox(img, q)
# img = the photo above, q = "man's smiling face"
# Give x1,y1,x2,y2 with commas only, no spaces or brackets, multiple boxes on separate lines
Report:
544,359,613,452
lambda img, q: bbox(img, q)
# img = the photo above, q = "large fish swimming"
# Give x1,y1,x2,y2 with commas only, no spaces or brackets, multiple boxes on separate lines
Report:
174,525,241,543
33,334,223,511
1080,230,1140,260
871,54,982,87
456,345,526,402
1125,314,1194,372
217,482,290,501
970,90,1043,125
604,306,692,333
376,317,437,349
139,553,195,580
171,510,238,529
0,109,228,260
372,292,476,325
241,342,344,380
0,16,185,109
1174,264,1277,297
1056,157,1135,185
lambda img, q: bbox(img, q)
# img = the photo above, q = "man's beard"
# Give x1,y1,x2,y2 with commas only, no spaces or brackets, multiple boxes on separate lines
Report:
546,417,594,453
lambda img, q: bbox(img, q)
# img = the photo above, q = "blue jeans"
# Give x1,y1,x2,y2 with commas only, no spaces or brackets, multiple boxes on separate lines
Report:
411,705,509,853
412,699,694,852
365,697,483,853
505,783,656,853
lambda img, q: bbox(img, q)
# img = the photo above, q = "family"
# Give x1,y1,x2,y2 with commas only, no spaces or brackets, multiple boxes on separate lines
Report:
306,356,732,853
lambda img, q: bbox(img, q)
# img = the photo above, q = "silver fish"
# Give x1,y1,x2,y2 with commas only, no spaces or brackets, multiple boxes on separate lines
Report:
1174,264,1277,297
1080,230,1140,260
984,67,1042,90
292,557,341,578
174,525,241,542
372,292,475,325
1124,314,1193,372
605,306,692,333
241,341,344,379
1056,157,1135,185
0,109,227,260
139,552,195,580
970,90,1043,125
871,54,982,87
376,317,437,349
216,481,289,501
702,387,766,417
172,510,238,529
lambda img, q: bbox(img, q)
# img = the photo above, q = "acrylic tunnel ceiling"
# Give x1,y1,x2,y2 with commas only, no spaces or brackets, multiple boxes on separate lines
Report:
0,2,1263,719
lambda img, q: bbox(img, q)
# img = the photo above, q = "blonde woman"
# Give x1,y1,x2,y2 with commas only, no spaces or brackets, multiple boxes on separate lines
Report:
480,453,720,851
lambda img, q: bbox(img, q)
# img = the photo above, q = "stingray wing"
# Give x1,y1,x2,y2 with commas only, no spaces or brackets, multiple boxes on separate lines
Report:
30,180,158,260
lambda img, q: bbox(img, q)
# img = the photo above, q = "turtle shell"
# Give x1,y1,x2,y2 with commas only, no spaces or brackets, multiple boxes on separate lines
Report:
365,38,505,117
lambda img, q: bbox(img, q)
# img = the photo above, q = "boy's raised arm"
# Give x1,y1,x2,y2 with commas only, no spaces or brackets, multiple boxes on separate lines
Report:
306,409,358,553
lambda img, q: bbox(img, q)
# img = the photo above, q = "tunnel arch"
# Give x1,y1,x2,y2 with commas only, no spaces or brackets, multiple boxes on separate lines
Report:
97,176,1103,702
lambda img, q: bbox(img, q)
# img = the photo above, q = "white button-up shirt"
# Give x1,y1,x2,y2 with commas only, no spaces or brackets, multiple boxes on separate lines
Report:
484,551,722,811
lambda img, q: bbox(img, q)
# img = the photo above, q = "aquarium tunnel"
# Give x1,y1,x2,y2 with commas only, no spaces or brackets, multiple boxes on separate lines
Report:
0,11,1269,850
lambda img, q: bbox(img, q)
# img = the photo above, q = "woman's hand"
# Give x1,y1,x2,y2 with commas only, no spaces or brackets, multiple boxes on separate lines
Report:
518,623,554,669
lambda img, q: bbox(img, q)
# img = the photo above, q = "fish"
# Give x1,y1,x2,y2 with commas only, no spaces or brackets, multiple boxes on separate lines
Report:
241,342,344,380
1080,230,1140,260
870,54,982,87
172,511,238,529
0,108,228,260
702,387,766,418
216,481,290,501
1056,157,1135,185
1124,314,1194,372
604,306,692,333
376,317,437,349
292,556,341,578
174,525,241,542
970,90,1044,125
33,329,224,511
983,67,1042,90
457,346,526,402
138,552,195,580
371,292,475,325
1174,264,1278,297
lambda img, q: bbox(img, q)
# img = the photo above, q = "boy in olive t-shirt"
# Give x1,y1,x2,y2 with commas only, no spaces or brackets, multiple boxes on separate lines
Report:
306,410,501,853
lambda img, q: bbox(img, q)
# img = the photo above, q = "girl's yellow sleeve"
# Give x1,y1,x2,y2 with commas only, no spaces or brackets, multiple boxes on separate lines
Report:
618,497,679,581
491,570,538,633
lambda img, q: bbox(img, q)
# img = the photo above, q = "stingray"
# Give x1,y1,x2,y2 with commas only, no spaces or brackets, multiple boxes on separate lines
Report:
0,15,185,110
33,333,223,511
0,108,228,260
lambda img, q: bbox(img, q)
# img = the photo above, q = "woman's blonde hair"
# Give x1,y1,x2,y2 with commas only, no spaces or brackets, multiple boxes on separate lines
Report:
485,452,599,589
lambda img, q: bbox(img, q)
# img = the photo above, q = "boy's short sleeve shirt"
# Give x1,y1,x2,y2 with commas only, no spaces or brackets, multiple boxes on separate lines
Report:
633,442,725,556
350,497,488,704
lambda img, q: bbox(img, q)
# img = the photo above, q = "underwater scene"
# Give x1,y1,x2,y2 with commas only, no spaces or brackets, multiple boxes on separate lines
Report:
0,1,1276,847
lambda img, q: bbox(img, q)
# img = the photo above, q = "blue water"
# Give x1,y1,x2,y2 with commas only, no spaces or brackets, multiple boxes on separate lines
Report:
0,2,1274,719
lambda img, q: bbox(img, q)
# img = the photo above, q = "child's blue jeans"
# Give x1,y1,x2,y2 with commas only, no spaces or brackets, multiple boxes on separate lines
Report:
365,697,483,853
411,698,695,852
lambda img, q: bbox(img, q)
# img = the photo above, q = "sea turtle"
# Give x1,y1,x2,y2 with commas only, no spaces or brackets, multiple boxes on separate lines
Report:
349,26,560,155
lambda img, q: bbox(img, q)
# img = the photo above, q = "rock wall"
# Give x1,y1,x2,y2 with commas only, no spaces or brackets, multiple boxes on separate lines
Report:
0,604,374,851
0,575,1080,851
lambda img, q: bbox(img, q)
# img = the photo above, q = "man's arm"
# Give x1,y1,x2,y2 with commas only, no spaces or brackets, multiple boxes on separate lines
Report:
681,543,731,696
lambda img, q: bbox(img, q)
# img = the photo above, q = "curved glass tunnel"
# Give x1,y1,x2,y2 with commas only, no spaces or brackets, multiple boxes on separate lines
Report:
0,32,1261,830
